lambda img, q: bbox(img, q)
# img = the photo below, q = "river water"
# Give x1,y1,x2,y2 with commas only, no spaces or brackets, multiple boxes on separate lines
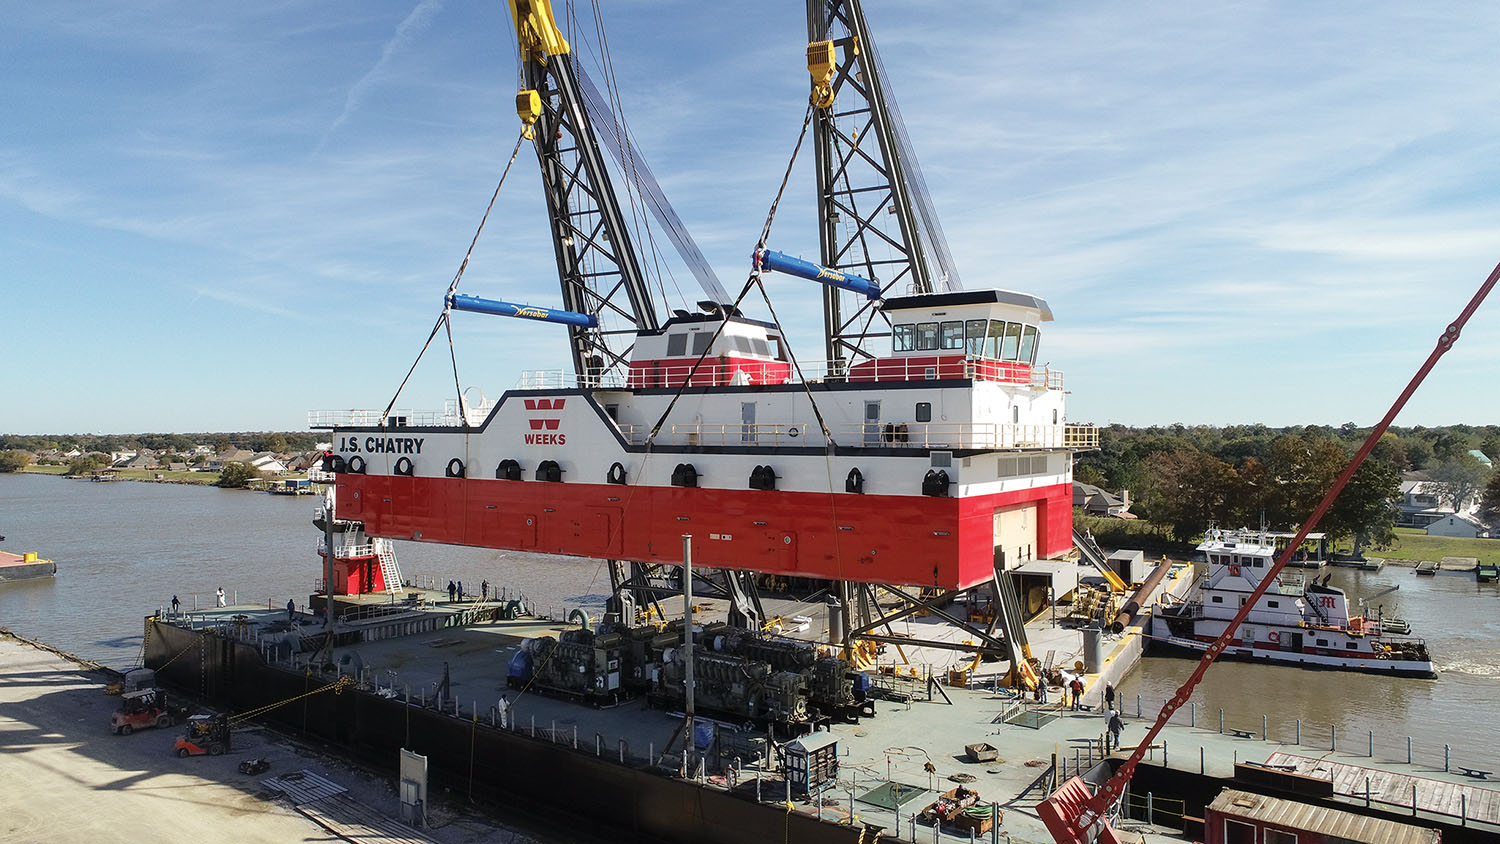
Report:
3,471,1497,770
0,472,614,666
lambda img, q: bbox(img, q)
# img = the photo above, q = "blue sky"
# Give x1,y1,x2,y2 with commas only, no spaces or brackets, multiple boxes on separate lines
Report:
5,1,1499,435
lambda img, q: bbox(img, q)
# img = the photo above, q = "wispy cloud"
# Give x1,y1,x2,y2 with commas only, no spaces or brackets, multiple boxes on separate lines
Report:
317,0,445,154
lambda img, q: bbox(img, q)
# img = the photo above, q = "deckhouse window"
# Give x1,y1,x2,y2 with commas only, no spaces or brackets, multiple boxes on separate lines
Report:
917,322,939,351
1212,595,1224,603
894,324,917,352
1002,323,1022,360
1268,600,1279,608
941,321,964,350
692,332,713,355
751,337,770,357
666,333,687,356
768,335,787,361
965,320,988,356
1019,325,1038,363
987,320,1005,358
915,402,932,422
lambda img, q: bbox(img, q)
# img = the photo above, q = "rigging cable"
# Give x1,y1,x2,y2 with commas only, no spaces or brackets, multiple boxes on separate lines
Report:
379,131,527,425
643,103,816,444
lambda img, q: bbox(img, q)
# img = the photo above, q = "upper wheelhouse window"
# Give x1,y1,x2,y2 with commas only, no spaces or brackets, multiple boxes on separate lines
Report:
768,335,787,361
1019,325,1038,363
692,332,713,355
1002,323,1022,360
893,324,917,352
965,320,988,356
916,322,940,351
666,333,688,356
941,321,964,350
986,320,1004,359
751,336,770,357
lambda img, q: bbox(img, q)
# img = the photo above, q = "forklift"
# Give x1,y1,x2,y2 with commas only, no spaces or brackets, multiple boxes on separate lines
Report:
109,688,178,735
173,713,230,757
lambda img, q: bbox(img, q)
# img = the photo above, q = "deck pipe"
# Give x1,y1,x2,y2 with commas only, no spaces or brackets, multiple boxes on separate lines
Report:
1110,560,1175,633
446,292,599,328
752,248,881,300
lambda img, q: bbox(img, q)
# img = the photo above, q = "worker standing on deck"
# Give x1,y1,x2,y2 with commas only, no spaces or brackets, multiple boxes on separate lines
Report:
496,694,510,728
457,581,464,602
1069,677,1084,711
170,595,180,615
482,580,489,601
1104,682,1115,712
216,586,226,608
1107,708,1124,751
287,598,295,621
447,581,456,602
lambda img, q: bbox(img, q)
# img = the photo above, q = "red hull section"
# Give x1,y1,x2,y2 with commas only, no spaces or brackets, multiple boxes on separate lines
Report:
335,475,1072,589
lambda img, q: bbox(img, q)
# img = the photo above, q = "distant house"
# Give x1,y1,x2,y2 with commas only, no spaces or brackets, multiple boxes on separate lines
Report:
249,453,288,475
167,462,189,472
120,451,158,470
209,448,255,470
109,450,138,467
1396,472,1482,527
1469,449,1493,469
1426,514,1488,539
1072,482,1134,518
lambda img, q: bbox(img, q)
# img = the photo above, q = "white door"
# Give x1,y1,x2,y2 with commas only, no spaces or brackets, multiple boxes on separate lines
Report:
993,504,1037,569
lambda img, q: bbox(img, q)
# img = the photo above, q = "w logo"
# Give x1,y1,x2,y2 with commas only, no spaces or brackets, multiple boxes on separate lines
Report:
522,398,568,445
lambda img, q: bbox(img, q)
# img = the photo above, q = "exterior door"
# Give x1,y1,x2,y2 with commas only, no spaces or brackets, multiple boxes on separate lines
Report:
864,401,881,446
742,402,756,444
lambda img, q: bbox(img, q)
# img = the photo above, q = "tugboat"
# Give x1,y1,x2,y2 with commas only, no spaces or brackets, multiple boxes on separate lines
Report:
1151,529,1435,677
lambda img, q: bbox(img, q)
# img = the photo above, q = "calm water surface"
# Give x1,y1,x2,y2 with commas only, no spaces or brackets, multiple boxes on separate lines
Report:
3,472,1497,769
0,473,613,666
1118,563,1500,769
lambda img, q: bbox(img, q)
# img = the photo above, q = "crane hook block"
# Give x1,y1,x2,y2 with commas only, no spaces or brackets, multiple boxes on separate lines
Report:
447,293,599,328
753,248,880,300
517,90,543,139
807,40,837,108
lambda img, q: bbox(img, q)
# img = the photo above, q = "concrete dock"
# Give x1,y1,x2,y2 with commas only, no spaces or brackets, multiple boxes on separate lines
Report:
0,630,570,844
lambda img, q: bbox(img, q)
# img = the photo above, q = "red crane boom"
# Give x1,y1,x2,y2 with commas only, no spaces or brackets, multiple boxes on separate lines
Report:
1041,259,1500,844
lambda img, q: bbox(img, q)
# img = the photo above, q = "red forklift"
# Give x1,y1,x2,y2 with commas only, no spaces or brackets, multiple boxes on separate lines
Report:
173,713,230,757
109,688,178,735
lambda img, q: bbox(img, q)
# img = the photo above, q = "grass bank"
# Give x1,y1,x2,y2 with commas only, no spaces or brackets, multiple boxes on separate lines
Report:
1367,528,1500,565
20,465,221,485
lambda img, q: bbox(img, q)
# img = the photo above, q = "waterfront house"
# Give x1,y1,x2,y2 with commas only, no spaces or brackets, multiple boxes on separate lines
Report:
1425,513,1488,539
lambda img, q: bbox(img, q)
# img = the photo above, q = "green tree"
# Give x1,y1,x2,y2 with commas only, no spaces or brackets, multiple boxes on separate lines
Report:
216,462,262,488
0,450,33,472
1140,448,1236,541
1430,454,1490,512
65,456,102,476
1480,472,1500,525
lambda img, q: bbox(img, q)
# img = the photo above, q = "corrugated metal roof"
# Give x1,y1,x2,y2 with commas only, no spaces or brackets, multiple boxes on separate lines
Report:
1207,789,1441,844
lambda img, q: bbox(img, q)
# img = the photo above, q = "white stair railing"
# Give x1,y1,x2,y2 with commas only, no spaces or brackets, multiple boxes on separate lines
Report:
375,538,404,594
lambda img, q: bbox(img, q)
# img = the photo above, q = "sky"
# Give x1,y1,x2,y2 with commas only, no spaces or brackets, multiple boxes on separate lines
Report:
4,1,1500,435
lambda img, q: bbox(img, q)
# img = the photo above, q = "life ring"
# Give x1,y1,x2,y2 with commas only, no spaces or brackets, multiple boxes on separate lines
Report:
346,455,365,474
1229,565,1241,576
1268,631,1279,643
607,461,627,485
445,458,465,478
394,457,414,476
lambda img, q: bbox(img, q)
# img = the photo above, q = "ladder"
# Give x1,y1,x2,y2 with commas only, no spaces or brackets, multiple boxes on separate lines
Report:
1072,528,1128,592
374,538,404,594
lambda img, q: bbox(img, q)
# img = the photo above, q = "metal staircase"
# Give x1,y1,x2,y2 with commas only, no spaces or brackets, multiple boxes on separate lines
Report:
374,538,404,594
1072,528,1128,591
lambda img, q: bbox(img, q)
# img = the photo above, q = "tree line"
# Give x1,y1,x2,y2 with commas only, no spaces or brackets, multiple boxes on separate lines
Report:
0,431,321,457
1077,423,1500,551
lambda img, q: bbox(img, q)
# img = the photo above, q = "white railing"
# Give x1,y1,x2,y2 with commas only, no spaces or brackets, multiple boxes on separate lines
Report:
515,370,628,390
318,541,374,559
666,422,822,447
307,469,337,483
839,422,1099,450
307,409,456,427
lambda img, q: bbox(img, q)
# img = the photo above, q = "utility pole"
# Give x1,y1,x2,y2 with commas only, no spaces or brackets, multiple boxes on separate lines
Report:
682,534,695,772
